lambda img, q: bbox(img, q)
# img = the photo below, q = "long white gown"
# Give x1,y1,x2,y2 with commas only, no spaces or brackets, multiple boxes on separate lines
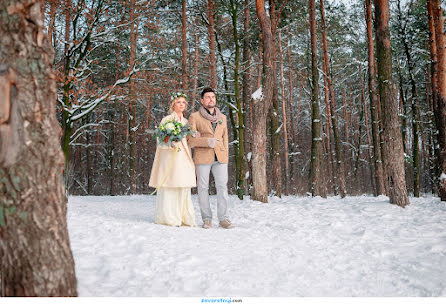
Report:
155,187,196,227
149,112,197,227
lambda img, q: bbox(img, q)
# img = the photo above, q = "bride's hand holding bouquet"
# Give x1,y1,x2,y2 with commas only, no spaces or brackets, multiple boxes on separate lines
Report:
154,119,196,149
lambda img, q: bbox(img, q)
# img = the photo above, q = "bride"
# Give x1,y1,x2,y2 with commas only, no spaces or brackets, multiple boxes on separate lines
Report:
149,93,197,227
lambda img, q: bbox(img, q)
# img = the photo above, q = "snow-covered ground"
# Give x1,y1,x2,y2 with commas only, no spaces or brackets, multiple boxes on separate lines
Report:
68,194,446,297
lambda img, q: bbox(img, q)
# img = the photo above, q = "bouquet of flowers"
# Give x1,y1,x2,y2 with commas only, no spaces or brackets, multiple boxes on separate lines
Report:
154,119,195,146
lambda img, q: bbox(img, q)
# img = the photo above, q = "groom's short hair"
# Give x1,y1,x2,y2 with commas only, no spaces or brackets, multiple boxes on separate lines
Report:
201,87,215,98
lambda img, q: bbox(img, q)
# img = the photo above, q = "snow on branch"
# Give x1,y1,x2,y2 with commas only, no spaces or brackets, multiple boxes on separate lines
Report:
69,120,112,145
70,63,140,122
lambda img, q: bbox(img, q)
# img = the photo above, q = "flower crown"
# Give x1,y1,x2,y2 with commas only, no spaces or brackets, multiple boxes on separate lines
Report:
170,92,188,101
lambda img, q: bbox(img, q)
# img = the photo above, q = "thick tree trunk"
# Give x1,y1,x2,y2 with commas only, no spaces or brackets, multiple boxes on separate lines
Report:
374,0,409,207
432,0,446,200
0,0,77,295
253,0,275,203
427,0,440,194
207,0,217,89
365,0,385,196
309,0,326,197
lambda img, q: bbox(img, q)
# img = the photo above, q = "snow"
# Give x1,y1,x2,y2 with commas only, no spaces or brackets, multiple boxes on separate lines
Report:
67,195,446,297
246,152,252,162
251,86,263,101
440,173,446,181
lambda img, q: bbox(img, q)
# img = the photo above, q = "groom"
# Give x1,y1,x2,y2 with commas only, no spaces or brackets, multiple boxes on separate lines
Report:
188,88,235,229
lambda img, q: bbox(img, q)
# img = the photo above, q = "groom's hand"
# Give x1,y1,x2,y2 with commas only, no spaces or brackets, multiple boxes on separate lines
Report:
207,138,218,148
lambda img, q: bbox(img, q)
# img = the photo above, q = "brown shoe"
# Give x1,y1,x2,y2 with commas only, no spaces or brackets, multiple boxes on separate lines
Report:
202,220,212,229
219,219,235,229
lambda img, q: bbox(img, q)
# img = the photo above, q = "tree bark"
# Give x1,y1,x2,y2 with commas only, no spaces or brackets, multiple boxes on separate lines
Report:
0,0,77,295
253,0,275,202
374,0,409,207
309,0,326,197
427,0,440,194
432,0,446,200
365,0,385,196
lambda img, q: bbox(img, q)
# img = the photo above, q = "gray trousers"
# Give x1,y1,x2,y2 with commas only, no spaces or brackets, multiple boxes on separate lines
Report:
195,161,229,222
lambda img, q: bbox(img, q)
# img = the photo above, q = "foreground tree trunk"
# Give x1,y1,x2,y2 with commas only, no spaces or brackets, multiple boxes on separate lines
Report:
309,0,326,197
0,0,77,295
365,0,385,196
253,0,275,203
374,0,409,207
432,0,446,201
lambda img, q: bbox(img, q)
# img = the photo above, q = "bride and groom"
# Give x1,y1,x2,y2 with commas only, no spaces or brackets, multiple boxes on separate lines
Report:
149,87,235,229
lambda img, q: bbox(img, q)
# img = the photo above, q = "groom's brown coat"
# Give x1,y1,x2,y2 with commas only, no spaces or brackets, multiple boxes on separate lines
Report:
187,111,229,165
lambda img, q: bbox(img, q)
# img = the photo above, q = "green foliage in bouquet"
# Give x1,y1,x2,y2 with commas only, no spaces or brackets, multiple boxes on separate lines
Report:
154,119,195,146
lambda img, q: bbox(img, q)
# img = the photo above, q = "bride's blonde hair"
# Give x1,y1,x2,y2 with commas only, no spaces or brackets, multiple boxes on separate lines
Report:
169,92,188,114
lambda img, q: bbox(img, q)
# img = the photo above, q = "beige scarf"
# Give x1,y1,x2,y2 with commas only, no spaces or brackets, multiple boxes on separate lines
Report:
198,106,222,123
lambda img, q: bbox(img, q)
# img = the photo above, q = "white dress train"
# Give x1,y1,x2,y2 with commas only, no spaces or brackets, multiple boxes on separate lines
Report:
155,187,196,227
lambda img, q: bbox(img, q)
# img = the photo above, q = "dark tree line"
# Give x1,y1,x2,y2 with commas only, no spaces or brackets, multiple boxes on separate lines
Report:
36,0,446,204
